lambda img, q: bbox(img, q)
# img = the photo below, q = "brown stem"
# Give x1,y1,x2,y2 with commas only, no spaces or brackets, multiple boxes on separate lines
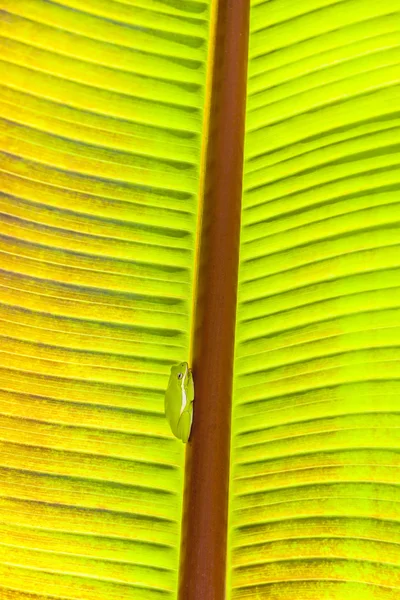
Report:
178,1,250,598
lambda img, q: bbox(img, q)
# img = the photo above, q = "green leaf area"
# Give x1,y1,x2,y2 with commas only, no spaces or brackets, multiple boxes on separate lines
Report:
0,0,210,598
230,2,400,599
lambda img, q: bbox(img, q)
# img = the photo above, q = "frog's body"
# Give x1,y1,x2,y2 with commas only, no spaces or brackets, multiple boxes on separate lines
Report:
164,362,194,443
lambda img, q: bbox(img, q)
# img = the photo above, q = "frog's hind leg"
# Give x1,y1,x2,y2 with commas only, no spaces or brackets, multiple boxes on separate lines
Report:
177,411,192,443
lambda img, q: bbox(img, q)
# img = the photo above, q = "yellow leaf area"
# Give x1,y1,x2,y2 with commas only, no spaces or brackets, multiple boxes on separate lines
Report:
230,1,400,599
0,0,211,598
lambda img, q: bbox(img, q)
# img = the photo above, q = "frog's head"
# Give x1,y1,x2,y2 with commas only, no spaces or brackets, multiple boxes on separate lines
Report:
170,361,189,383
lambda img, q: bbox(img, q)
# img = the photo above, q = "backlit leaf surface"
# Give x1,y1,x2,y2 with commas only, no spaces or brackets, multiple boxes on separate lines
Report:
0,1,211,598
230,1,400,598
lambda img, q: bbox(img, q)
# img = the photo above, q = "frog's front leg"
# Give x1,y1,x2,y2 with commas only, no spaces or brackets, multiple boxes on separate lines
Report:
187,369,195,403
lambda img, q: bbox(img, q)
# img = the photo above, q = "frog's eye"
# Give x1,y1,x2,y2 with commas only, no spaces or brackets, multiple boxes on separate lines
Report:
177,372,183,380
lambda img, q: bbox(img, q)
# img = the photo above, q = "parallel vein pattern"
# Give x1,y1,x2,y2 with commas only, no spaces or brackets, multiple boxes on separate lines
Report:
0,1,210,598
230,1,400,598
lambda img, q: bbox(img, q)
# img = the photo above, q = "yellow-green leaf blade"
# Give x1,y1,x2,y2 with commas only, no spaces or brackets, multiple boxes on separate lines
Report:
230,1,400,598
0,0,212,598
